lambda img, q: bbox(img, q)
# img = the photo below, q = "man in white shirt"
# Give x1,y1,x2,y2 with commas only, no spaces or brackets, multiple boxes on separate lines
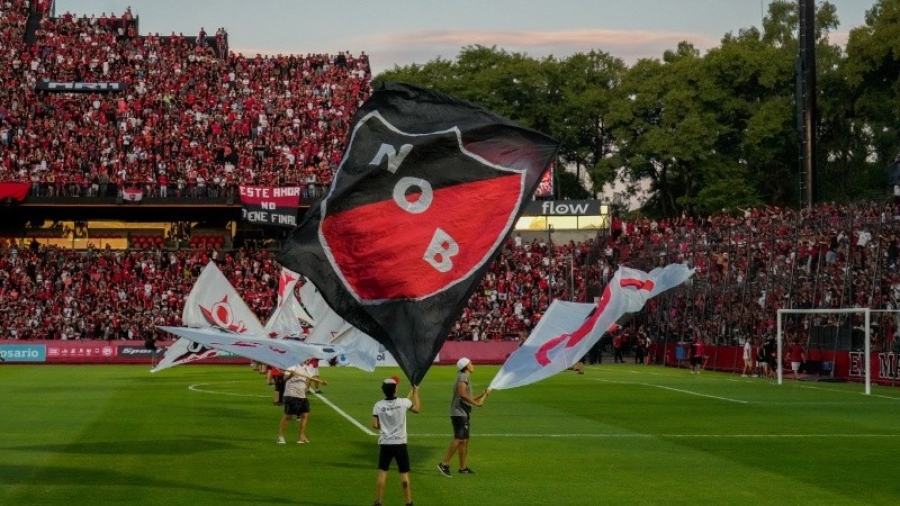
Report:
372,377,420,506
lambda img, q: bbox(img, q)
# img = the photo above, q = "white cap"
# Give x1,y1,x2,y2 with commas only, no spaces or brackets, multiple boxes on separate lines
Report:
457,357,471,371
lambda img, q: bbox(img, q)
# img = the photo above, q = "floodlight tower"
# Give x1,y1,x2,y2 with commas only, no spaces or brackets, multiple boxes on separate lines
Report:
798,0,817,209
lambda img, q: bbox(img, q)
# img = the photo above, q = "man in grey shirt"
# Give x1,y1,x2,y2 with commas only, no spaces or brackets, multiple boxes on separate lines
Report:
437,357,488,476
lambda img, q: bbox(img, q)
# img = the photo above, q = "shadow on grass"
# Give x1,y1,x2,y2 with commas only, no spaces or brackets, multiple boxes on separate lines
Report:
5,437,242,456
0,463,282,504
0,463,366,506
329,441,441,472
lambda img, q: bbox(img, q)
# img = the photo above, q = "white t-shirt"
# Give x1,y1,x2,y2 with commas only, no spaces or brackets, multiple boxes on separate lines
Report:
284,364,311,398
743,341,752,360
372,397,414,445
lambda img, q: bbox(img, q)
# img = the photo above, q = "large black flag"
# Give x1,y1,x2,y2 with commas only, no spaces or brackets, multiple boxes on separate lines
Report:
277,82,560,384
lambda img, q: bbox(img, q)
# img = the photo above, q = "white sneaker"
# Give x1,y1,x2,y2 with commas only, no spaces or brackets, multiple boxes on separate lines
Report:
277,437,286,445
741,374,747,377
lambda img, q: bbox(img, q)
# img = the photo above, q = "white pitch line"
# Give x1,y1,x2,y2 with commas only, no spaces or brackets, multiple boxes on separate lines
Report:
188,381,377,436
796,383,900,401
591,378,749,404
310,391,377,436
188,381,270,399
407,433,900,438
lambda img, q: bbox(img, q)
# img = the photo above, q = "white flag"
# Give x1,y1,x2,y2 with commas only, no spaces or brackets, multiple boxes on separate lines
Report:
264,269,314,338
326,322,382,372
265,293,314,338
158,326,342,371
181,261,265,334
299,284,381,372
153,261,264,372
122,188,143,202
489,264,694,390
297,280,326,325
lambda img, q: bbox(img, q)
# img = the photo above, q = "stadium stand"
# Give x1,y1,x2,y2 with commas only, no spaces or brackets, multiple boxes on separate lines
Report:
2,200,899,355
1,2,898,374
0,2,371,199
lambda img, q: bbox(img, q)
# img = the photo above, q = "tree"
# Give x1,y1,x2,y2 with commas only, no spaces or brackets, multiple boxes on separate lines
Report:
842,0,900,199
599,42,744,217
375,46,623,199
369,1,877,211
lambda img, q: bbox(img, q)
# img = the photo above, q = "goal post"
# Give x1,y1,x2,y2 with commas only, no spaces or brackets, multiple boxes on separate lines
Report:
775,307,871,395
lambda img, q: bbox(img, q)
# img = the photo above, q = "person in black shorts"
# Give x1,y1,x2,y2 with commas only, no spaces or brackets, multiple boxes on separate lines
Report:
372,377,420,506
438,358,488,476
277,360,326,444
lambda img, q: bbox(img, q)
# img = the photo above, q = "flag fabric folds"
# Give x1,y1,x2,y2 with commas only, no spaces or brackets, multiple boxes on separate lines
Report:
489,264,694,390
152,261,264,372
263,268,313,338
157,326,341,372
121,188,143,202
0,182,30,202
298,279,381,372
277,82,561,384
181,261,265,334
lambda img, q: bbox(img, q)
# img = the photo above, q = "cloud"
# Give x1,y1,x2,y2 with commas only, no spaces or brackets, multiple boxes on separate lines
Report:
360,29,722,73
234,28,725,75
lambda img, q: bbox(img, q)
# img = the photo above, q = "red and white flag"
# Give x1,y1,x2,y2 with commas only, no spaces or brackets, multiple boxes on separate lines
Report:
489,264,694,390
153,262,264,372
157,326,341,371
263,268,314,339
122,188,143,202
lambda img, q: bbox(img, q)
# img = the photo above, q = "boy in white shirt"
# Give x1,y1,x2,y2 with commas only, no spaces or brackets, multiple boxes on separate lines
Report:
371,377,420,506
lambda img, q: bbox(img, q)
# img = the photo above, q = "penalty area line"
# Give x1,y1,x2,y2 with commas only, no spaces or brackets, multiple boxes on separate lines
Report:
311,391,377,436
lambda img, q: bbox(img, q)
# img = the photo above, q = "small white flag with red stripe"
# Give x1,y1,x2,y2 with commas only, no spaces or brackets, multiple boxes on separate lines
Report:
122,188,143,202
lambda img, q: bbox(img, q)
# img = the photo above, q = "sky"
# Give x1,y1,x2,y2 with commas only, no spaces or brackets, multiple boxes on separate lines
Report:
55,0,875,76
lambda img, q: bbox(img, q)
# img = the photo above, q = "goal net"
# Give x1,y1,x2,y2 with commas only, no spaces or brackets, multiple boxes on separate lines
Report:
776,307,872,395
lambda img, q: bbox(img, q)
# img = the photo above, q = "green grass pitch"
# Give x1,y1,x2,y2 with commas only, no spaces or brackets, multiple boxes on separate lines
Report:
2,363,899,505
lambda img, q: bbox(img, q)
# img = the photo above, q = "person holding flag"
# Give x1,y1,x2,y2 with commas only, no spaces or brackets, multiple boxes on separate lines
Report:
277,359,327,444
372,376,420,506
438,358,488,477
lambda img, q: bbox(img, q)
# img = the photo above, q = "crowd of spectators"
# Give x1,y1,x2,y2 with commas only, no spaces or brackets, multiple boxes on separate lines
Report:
2,2,898,353
598,201,900,355
3,200,900,352
0,2,372,199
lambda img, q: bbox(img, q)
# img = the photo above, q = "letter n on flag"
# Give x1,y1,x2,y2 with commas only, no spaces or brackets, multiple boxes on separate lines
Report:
277,82,561,384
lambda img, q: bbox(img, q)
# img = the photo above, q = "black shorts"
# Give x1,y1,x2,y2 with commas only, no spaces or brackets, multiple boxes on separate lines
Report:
451,415,470,440
378,444,411,473
283,396,310,417
691,356,703,366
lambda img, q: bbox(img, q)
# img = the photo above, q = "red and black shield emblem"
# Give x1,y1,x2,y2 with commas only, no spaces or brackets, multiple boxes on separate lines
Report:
277,82,561,384
319,112,525,302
